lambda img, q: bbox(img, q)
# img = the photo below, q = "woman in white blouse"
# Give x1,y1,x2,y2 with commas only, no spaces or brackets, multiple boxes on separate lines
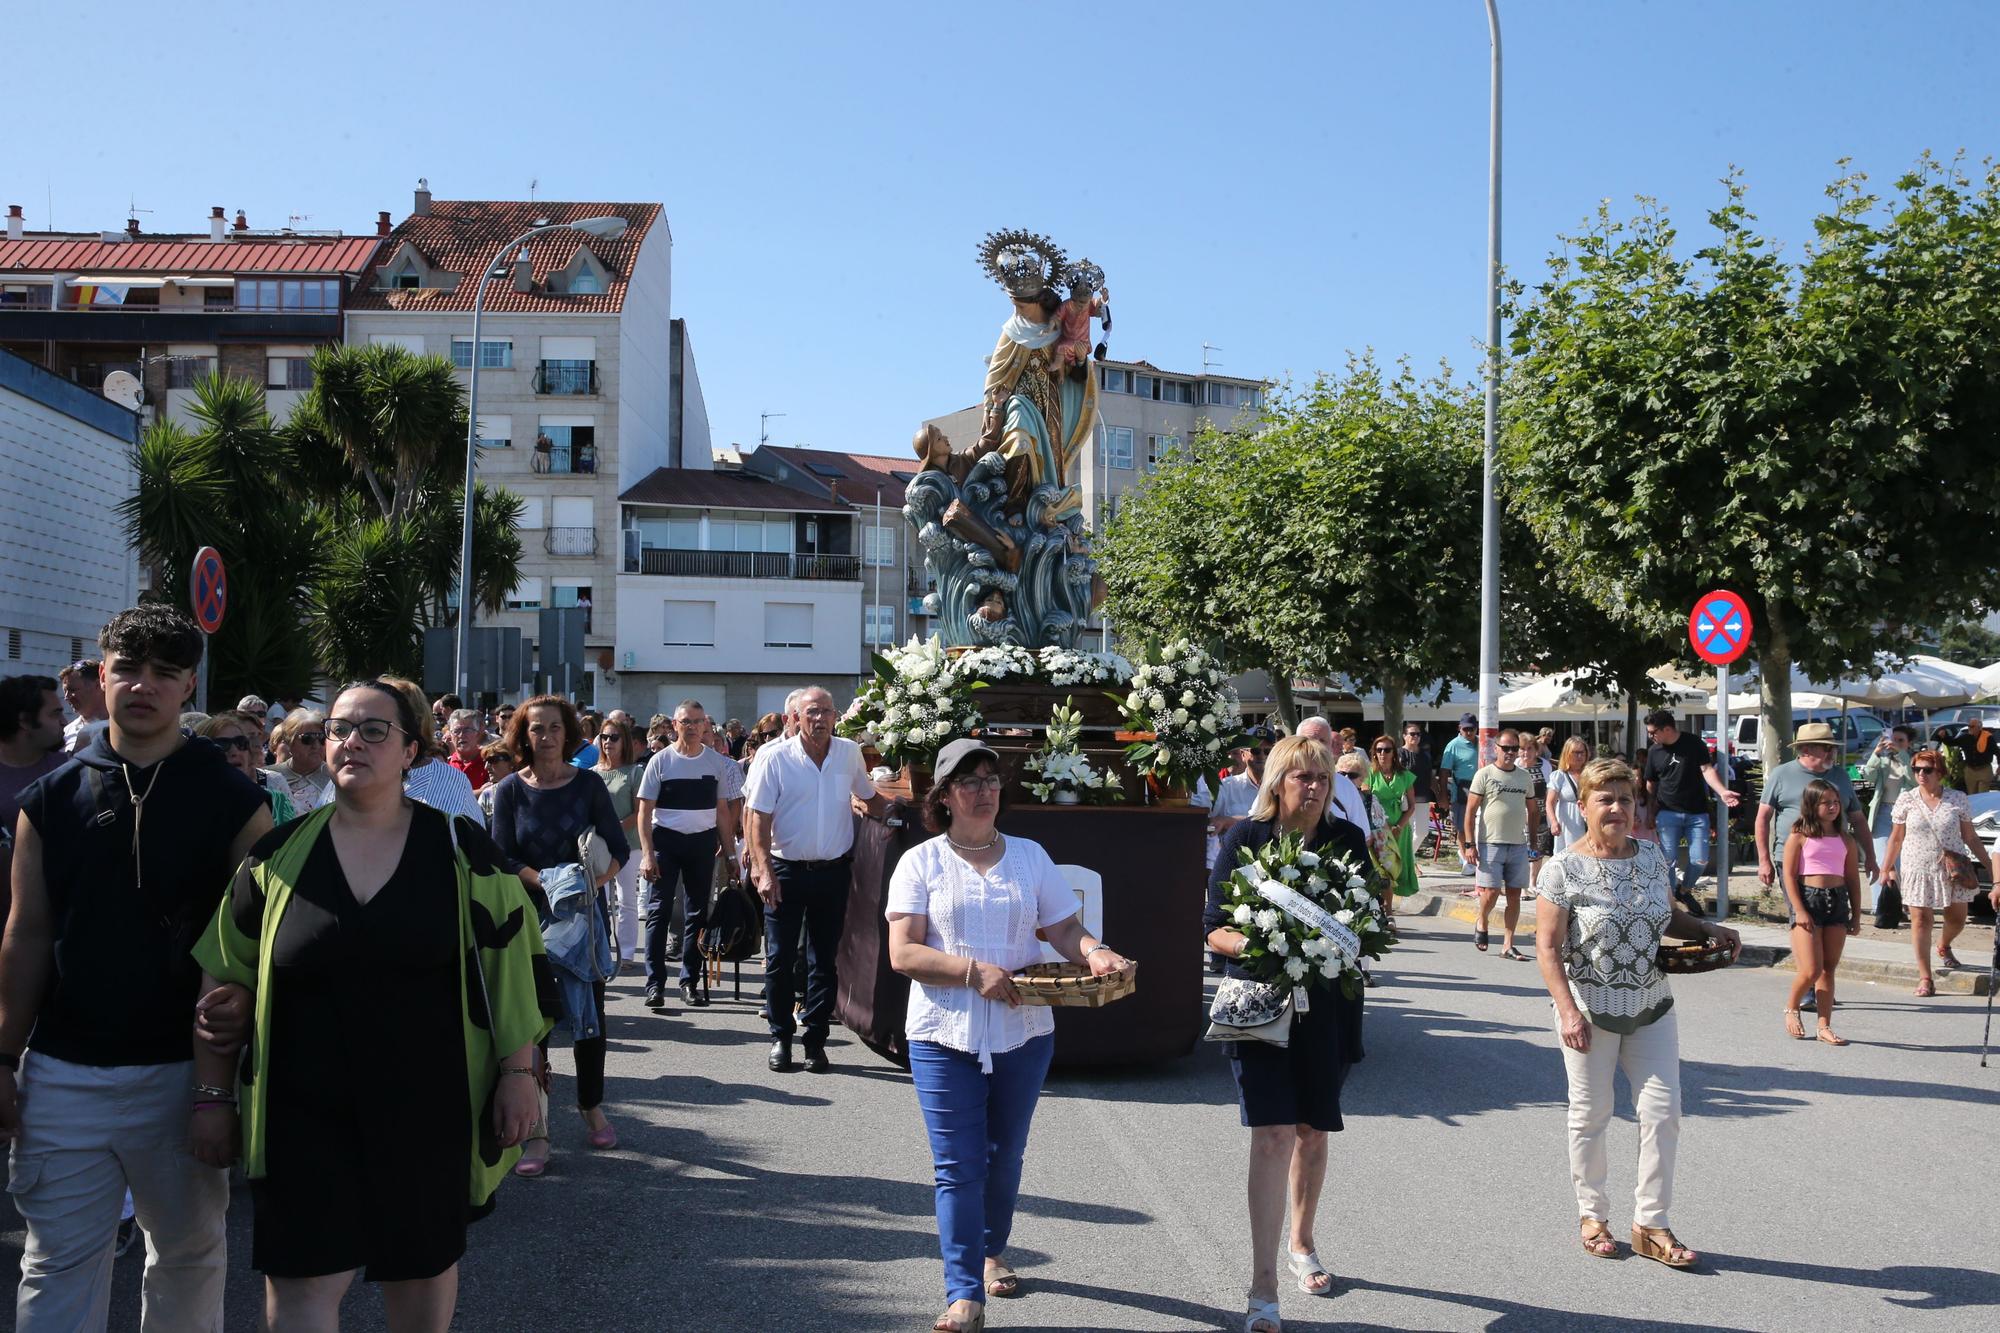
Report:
887,739,1134,1333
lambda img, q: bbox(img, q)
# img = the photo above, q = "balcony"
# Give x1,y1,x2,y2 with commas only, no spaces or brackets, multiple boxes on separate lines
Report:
544,527,598,556
0,307,342,342
533,361,599,396
628,548,861,581
530,443,596,475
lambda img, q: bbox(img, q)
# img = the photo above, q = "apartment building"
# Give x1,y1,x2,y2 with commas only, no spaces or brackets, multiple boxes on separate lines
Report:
0,347,141,674
0,203,382,428
744,446,920,651
345,186,707,707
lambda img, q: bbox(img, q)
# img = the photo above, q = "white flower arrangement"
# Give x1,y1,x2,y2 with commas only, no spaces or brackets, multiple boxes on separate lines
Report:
1217,832,1395,1001
1022,697,1123,805
956,644,1039,681
836,635,986,767
1038,646,1135,687
1117,639,1246,790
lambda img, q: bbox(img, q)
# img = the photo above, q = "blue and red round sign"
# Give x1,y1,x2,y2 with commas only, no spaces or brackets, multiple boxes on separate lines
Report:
1688,589,1751,666
190,546,228,635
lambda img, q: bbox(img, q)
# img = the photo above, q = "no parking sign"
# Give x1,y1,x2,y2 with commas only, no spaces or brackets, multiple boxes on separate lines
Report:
1688,589,1750,666
191,546,228,634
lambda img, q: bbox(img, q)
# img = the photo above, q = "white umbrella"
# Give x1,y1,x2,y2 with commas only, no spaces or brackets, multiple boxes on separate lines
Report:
1797,658,1975,708
1966,660,2000,700
1498,674,1612,717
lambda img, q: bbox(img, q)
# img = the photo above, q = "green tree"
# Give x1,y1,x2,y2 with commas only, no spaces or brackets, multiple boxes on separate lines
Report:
1503,157,2000,770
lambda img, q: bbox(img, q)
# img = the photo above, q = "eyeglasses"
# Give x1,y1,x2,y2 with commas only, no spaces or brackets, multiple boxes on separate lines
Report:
326,718,403,744
1288,772,1332,787
1912,765,1938,774
951,775,1004,793
212,735,253,754
294,732,326,746
597,732,619,742
1498,745,1519,753
1372,745,1395,753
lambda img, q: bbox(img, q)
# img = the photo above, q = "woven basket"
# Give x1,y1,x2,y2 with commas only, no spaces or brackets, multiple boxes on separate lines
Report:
1010,962,1137,1008
1655,936,1739,975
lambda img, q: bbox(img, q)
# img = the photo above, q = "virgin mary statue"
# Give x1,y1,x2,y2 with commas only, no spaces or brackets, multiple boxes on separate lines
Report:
975,232,1097,524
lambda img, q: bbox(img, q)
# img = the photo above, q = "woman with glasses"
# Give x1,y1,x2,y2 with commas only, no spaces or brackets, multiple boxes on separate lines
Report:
1365,734,1419,910
379,678,486,824
488,694,630,1174
1546,737,1592,855
592,718,647,967
1879,748,1996,996
1204,736,1372,1331
189,679,552,1329
887,739,1134,1333
264,710,331,812
197,711,297,824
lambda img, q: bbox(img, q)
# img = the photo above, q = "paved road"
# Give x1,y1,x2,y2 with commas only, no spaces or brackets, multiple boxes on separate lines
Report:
6,906,1996,1331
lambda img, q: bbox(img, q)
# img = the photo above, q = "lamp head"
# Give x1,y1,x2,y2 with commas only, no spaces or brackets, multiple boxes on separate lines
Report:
571,215,628,239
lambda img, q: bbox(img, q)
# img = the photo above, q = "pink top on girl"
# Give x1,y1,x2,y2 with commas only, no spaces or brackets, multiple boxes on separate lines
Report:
1799,834,1849,876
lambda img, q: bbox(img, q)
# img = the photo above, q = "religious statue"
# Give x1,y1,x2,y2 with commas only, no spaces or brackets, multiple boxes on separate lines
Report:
904,230,1106,649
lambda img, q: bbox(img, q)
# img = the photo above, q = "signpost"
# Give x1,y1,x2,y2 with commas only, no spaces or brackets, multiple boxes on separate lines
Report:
1689,590,1753,916
189,546,227,715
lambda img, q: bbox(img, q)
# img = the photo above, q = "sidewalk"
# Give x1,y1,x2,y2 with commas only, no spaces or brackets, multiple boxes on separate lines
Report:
1408,859,1995,995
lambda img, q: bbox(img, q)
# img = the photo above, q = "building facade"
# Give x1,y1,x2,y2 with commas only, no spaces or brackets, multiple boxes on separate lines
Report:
0,204,383,430
0,347,141,674
744,445,921,652
344,187,707,707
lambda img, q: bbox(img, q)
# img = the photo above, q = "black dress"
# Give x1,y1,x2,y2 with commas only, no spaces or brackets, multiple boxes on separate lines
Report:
1205,815,1371,1132
251,808,476,1282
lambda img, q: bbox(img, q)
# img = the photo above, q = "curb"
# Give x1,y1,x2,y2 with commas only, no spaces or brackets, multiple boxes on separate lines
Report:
1405,891,1992,995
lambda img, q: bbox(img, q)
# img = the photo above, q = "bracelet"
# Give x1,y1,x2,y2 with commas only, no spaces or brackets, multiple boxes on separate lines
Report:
499,1066,537,1078
191,1083,234,1100
1083,943,1113,959
965,956,978,988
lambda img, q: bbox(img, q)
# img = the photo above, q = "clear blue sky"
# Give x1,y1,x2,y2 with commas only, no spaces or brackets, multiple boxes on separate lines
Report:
13,1,1998,455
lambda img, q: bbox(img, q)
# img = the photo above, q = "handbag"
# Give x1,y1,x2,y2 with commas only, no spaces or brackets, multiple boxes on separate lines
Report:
1204,977,1294,1048
1943,849,1981,896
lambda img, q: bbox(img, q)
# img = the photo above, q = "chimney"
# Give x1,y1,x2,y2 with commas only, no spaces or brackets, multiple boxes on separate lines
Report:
233,210,248,232
413,178,431,216
126,217,141,238
511,247,533,293
208,206,225,242
376,210,392,237
5,205,21,241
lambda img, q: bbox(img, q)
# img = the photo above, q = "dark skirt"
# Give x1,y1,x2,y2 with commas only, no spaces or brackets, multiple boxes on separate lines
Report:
1228,987,1365,1132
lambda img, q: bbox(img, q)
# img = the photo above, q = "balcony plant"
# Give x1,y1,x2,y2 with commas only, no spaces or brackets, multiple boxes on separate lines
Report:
1022,698,1121,805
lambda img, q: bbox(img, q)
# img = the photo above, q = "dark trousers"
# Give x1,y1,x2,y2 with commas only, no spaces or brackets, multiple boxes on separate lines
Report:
645,826,717,988
762,858,851,1043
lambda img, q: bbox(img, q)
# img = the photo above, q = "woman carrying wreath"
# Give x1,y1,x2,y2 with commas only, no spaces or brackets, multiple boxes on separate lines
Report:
1204,735,1370,1332
188,679,555,1330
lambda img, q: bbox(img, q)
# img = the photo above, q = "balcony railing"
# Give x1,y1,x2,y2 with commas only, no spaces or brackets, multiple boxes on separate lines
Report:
544,527,597,556
530,443,596,474
628,548,861,581
533,361,599,395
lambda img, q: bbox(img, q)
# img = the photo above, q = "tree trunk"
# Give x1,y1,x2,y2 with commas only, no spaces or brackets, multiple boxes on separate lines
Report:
1270,668,1298,733
1624,693,1639,761
1380,675,1406,745
1760,605,1795,777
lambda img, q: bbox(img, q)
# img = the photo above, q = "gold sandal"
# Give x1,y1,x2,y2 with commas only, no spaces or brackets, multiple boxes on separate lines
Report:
1579,1217,1619,1258
1816,1025,1849,1047
1783,1009,1806,1040
1631,1225,1697,1268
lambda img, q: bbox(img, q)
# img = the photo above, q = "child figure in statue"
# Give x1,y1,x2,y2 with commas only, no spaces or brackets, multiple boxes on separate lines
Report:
1054,261,1110,384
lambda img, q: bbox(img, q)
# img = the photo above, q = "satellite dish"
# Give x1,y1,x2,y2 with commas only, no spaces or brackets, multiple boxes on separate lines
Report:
102,371,144,409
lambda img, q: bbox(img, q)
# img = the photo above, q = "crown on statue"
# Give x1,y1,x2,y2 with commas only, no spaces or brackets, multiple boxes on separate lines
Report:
1064,258,1104,295
978,229,1068,300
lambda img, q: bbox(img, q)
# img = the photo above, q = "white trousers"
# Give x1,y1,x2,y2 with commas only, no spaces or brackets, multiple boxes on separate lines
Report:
8,1054,229,1332
610,854,643,961
1557,1007,1681,1228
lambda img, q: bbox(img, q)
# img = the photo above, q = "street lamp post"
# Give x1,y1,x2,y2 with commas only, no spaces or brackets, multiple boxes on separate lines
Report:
454,215,629,703
1477,0,1504,758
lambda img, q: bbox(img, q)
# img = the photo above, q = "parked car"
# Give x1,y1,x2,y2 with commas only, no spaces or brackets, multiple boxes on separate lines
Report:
1710,709,1884,768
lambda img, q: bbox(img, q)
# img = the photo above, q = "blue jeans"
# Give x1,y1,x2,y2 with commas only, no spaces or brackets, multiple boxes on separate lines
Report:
1654,809,1710,894
908,1034,1055,1307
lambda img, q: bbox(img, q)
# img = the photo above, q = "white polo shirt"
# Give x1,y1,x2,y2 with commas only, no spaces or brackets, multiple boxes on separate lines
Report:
742,734,877,862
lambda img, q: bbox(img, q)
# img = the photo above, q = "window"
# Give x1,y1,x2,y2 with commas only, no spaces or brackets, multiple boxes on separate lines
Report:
664,600,716,647
396,272,420,290
477,414,512,449
1102,425,1134,469
1146,433,1177,472
536,422,596,474
515,497,545,530
1100,367,1128,394
237,278,339,311
863,524,896,566
166,357,216,389
203,286,232,309
763,602,813,649
505,578,544,611
266,357,313,390
864,604,896,646
451,339,513,370
1133,375,1155,399
1161,379,1194,404
568,268,603,294
551,497,593,530
806,461,846,480
536,360,596,395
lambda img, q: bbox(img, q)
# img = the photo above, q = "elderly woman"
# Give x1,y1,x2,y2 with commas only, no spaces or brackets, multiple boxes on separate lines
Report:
1205,736,1371,1333
263,709,331,812
1880,748,1998,996
888,739,1133,1333
197,710,297,824
1535,758,1739,1267
488,695,630,1174
189,679,552,1328
476,742,516,827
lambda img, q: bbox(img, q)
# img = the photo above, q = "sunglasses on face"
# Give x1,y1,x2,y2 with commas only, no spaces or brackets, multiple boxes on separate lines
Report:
326,718,402,744
212,735,254,754
1913,764,1938,774
294,732,326,746
1372,745,1395,753
1499,745,1519,753
597,732,619,742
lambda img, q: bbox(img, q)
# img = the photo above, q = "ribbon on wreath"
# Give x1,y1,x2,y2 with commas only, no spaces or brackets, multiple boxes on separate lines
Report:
1260,883,1362,1013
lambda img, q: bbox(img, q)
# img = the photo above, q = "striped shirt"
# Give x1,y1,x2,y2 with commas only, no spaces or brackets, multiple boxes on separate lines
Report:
637,744,744,834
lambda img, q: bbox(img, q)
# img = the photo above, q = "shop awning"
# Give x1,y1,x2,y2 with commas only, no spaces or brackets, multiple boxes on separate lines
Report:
66,275,166,287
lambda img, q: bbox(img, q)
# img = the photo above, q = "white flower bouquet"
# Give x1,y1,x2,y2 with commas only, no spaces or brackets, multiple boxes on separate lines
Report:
1037,646,1135,687
1022,698,1123,804
837,636,986,768
1114,639,1245,791
955,644,1039,681
1218,832,1393,1001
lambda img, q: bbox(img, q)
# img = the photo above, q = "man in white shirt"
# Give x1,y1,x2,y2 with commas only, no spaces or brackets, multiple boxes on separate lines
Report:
743,686,887,1073
1294,716,1372,836
58,661,107,755
636,699,743,1009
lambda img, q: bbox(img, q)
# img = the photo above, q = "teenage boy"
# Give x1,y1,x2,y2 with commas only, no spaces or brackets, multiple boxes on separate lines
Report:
0,606,271,1331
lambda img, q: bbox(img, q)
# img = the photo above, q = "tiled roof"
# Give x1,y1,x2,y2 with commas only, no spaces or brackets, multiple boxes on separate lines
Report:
0,234,381,275
346,201,661,314
755,445,916,508
619,468,849,513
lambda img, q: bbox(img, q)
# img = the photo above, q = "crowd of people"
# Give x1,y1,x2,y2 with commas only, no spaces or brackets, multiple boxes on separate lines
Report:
0,612,1996,1332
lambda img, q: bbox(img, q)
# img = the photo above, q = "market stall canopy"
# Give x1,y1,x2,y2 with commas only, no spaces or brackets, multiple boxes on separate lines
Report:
1794,657,1978,708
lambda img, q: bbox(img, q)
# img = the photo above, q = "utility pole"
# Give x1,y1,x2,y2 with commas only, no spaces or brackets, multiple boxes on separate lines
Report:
1477,0,1504,762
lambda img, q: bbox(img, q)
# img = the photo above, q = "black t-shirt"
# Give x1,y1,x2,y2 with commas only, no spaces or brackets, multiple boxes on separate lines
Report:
20,732,266,1066
1400,745,1435,790
1645,732,1714,815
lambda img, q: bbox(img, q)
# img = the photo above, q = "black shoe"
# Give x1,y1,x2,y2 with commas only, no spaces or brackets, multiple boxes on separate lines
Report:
768,1038,795,1072
665,948,682,963
679,978,707,1008
644,984,665,1010
802,1042,830,1073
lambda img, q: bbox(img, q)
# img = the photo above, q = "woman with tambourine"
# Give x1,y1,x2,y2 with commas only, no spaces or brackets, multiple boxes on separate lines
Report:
1534,757,1739,1269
